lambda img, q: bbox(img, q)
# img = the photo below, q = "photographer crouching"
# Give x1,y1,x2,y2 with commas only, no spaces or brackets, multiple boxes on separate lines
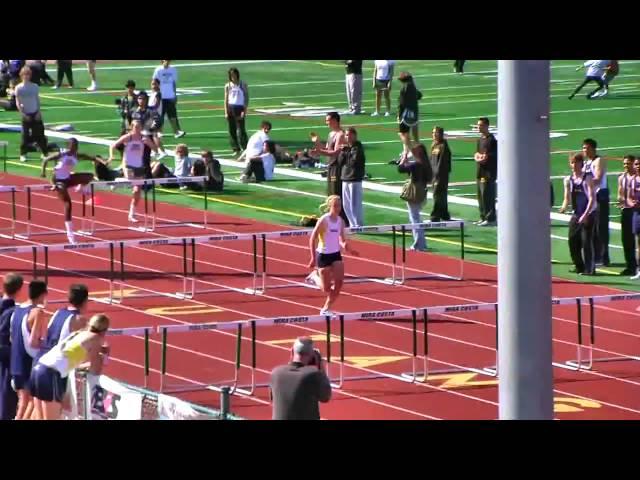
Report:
270,337,332,420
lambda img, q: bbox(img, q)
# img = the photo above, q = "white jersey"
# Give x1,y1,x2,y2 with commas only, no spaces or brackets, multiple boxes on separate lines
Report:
374,60,395,81
53,150,78,180
39,331,86,378
245,130,270,163
584,60,609,78
227,81,246,106
149,90,163,117
123,135,145,168
584,156,607,192
152,65,177,100
316,214,343,254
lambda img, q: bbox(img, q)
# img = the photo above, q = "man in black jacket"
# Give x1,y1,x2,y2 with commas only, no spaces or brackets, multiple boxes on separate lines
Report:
475,117,498,226
340,127,366,227
430,126,452,222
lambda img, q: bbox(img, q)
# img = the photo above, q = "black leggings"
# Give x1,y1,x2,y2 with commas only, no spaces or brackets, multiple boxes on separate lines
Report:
56,60,73,87
570,76,605,98
20,113,48,155
227,105,248,151
243,159,265,182
568,213,596,274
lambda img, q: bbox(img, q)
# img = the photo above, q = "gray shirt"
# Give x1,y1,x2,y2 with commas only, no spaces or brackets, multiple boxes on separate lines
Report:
15,81,40,115
270,362,332,420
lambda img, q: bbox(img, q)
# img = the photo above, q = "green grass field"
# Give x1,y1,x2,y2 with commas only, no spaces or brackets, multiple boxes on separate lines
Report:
2,59,639,291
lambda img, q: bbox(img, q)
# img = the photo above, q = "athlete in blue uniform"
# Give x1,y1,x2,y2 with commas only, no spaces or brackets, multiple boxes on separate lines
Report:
0,273,24,420
560,154,597,275
9,280,48,419
31,284,89,420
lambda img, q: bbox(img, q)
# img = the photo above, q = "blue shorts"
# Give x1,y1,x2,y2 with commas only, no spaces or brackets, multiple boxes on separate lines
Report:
30,363,67,403
632,211,640,235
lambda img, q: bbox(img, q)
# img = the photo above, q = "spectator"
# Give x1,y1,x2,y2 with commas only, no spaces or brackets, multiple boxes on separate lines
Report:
559,153,596,275
569,60,608,100
339,127,366,227
371,60,395,117
582,138,609,266
344,60,363,115
25,60,54,86
311,112,348,220
0,78,18,111
398,143,433,252
0,61,9,97
30,314,110,420
86,60,98,91
474,117,497,227
239,121,272,182
453,60,466,74
270,337,332,420
16,66,49,163
173,144,192,190
116,80,138,137
152,60,185,138
224,68,250,155
241,140,276,183
148,78,167,159
618,155,637,276
190,150,224,192
0,273,24,420
397,72,422,159
54,60,74,89
8,60,25,81
131,90,162,177
429,126,452,222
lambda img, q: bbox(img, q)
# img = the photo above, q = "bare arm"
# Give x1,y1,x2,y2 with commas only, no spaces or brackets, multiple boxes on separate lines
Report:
559,176,571,213
617,175,625,206
223,83,229,118
592,157,606,184
313,131,346,157
28,308,46,349
339,219,358,255
308,219,323,268
41,151,62,178
109,134,129,162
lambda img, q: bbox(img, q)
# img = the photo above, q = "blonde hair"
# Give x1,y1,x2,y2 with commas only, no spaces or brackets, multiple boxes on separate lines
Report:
89,314,110,334
19,66,32,78
176,144,188,155
319,195,341,214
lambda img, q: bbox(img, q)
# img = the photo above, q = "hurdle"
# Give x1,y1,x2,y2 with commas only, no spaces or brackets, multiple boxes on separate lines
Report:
561,293,640,371
0,185,17,239
1,176,209,240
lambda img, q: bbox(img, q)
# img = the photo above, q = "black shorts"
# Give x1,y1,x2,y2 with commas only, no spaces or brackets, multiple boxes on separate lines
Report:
162,98,178,119
317,251,342,268
398,122,411,134
29,363,67,403
11,373,30,391
126,166,146,179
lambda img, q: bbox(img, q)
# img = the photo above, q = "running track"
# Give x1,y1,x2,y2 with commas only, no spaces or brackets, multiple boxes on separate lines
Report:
1,173,640,419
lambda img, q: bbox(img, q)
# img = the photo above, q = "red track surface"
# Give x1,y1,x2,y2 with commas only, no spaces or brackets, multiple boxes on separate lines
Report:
2,172,640,419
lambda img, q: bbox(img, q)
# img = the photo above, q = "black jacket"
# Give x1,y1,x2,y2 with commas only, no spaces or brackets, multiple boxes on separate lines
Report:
430,140,452,179
340,141,366,182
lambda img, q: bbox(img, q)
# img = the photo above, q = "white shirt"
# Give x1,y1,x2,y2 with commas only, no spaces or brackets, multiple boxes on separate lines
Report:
173,154,192,178
152,65,178,100
584,60,609,78
227,82,246,106
374,60,395,81
316,214,343,254
584,156,607,191
124,136,145,168
260,153,275,180
149,90,163,117
54,150,78,180
245,130,270,163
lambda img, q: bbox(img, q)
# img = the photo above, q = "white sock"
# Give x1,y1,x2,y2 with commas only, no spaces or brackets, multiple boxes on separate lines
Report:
65,221,73,235
129,205,135,218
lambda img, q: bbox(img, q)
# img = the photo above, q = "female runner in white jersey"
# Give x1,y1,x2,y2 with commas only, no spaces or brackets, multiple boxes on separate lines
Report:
30,314,110,420
41,138,109,244
109,120,158,223
307,195,359,315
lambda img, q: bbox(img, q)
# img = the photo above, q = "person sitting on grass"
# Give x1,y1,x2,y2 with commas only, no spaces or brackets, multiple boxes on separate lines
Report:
173,144,192,190
240,140,276,183
0,78,17,111
190,150,224,192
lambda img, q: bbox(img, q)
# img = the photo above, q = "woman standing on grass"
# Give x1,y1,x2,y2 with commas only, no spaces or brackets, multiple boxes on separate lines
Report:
109,120,158,223
41,138,108,245
224,68,249,155
397,72,422,160
307,195,359,315
30,314,110,420
398,143,433,252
